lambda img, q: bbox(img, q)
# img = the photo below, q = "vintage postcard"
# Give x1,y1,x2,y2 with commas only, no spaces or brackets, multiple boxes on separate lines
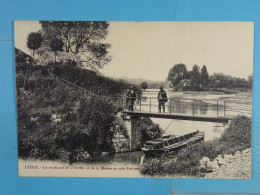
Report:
15,21,253,178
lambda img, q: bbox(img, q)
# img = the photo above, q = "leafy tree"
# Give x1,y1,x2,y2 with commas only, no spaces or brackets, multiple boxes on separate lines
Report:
140,82,148,90
201,65,209,90
167,63,188,87
77,96,117,156
39,21,111,71
49,38,64,65
27,32,43,59
24,32,43,89
190,65,201,91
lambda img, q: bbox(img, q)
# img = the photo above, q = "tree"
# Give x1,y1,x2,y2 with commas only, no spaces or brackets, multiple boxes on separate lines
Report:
77,96,117,156
190,65,201,91
167,64,188,87
201,65,209,90
27,32,43,59
49,38,64,65
140,82,148,90
39,21,111,71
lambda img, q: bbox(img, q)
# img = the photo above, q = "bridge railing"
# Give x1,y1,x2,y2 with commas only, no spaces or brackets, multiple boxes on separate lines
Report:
123,97,252,118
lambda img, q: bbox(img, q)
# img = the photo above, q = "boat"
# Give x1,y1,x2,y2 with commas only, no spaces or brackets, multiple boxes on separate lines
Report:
141,131,205,156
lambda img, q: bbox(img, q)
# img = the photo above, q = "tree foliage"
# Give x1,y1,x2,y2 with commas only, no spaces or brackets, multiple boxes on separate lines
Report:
27,32,43,59
190,65,201,91
39,21,111,70
167,63,188,87
77,96,117,156
167,62,251,91
209,73,249,90
140,82,148,90
201,65,209,90
49,38,64,64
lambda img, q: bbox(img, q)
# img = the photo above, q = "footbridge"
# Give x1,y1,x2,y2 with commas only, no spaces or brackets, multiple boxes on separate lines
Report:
121,97,251,150
122,97,251,123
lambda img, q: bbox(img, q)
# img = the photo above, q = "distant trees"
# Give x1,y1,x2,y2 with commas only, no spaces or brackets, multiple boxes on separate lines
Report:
209,73,249,90
140,82,148,90
190,65,201,91
167,63,188,87
167,63,250,91
27,32,43,59
201,65,209,90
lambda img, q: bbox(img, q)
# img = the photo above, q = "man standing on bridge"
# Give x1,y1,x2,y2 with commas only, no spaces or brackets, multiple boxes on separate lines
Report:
158,86,168,113
127,86,136,111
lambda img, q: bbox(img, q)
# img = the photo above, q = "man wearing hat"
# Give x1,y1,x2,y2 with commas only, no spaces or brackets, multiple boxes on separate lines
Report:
158,86,168,113
127,86,136,111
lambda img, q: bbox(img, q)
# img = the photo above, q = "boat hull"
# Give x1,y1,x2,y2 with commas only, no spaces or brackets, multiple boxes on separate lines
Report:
141,131,204,156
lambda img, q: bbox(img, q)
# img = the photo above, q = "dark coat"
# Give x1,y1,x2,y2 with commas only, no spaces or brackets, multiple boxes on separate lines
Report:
127,90,136,102
158,89,168,103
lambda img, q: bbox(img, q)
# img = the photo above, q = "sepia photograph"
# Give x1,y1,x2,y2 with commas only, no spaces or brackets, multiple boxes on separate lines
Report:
15,21,253,178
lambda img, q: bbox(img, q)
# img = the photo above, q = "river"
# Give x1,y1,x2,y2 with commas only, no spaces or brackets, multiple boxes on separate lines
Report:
80,90,252,169
141,90,252,141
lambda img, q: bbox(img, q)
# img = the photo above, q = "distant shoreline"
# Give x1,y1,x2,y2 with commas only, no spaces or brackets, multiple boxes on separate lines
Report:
143,89,252,95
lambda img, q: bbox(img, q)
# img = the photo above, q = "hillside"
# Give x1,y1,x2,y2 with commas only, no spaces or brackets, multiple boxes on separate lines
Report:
16,62,122,161
15,48,159,163
15,47,132,162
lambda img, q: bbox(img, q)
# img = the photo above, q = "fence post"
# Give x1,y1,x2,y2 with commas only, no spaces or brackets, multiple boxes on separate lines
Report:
149,98,151,113
217,100,219,117
192,100,195,116
170,98,171,114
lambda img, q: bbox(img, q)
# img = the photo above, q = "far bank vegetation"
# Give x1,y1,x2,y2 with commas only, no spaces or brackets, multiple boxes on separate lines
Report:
167,63,252,92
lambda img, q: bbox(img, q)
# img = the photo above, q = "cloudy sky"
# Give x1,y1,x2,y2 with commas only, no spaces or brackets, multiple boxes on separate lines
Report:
15,21,254,81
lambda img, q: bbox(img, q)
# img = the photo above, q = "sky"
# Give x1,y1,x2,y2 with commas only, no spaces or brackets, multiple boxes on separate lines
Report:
15,21,254,81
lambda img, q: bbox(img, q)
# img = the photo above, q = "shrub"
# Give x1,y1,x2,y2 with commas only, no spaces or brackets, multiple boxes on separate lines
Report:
77,96,118,156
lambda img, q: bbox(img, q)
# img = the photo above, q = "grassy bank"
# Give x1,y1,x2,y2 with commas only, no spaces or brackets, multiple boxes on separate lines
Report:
16,63,123,161
140,115,251,177
16,61,154,163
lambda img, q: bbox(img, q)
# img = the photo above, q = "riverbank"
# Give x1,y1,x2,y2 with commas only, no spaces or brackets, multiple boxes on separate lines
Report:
204,148,251,179
140,115,251,178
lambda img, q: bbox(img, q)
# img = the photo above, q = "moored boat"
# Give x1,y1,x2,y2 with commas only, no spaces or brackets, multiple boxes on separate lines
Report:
141,131,205,156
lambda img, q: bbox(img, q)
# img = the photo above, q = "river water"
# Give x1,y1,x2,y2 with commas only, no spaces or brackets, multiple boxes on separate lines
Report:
141,90,252,141
84,90,252,167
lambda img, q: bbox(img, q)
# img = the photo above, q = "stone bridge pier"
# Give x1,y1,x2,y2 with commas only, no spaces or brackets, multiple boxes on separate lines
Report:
124,115,142,151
